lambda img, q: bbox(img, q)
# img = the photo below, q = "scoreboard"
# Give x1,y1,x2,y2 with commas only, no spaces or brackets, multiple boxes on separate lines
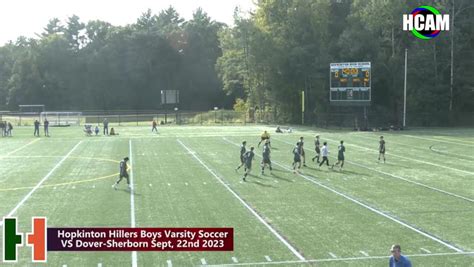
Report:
330,62,371,105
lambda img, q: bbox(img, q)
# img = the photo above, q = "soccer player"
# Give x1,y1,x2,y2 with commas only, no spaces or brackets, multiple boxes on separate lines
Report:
331,140,345,171
299,136,307,167
258,130,270,147
44,118,49,137
389,244,412,267
113,157,130,190
378,136,386,163
34,120,40,137
242,147,255,181
311,135,321,163
235,141,247,171
261,140,272,175
6,122,13,137
152,119,158,133
103,118,109,135
319,142,330,169
292,142,302,173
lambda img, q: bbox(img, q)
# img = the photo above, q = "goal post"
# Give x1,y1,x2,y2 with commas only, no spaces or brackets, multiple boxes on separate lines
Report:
40,111,82,126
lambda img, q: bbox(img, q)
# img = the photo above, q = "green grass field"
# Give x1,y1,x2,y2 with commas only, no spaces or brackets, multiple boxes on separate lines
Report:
0,125,473,266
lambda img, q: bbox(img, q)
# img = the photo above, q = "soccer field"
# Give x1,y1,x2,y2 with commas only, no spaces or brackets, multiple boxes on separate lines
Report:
0,125,473,266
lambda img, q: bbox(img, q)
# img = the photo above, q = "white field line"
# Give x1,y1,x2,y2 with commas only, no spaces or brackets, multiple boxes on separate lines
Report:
223,138,465,253
98,263,102,267
329,252,337,258
359,251,369,256
177,139,306,261
167,259,172,267
347,133,474,162
421,248,432,253
322,136,474,176
0,139,41,183
429,145,474,160
403,134,474,147
0,141,82,227
275,138,474,203
232,257,239,263
202,251,474,266
0,138,40,160
436,136,474,145
265,256,272,262
201,258,207,265
129,139,138,267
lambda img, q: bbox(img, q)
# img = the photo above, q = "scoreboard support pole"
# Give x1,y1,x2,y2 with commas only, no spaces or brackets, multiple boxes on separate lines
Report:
403,48,408,128
301,90,305,125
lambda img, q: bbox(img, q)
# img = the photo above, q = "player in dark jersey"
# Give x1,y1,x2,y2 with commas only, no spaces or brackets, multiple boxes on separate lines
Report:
331,140,345,171
378,136,386,163
34,120,40,137
113,157,130,190
311,135,321,163
152,119,158,133
242,147,255,181
292,142,302,173
298,136,307,167
235,141,247,171
261,140,272,175
44,118,49,137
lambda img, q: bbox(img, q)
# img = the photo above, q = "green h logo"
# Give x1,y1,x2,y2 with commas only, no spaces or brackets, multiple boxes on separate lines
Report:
3,218,23,262
2,217,47,263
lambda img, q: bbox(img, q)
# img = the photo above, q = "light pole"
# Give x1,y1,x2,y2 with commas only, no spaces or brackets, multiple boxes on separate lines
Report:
214,107,218,123
174,107,179,125
403,48,408,128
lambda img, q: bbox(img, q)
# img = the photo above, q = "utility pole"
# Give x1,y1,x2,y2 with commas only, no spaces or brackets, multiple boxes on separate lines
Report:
403,48,408,128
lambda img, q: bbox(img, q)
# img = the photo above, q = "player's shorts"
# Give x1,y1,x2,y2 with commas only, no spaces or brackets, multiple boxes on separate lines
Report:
120,173,129,178
245,162,252,169
379,149,385,154
315,147,320,154
293,156,301,163
301,149,305,156
261,136,270,141
338,155,344,161
240,155,245,163
262,157,271,164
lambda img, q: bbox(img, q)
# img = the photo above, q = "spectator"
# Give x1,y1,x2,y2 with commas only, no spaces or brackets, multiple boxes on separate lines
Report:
389,244,412,267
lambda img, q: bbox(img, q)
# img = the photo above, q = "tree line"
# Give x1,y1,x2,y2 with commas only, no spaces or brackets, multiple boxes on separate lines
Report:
0,0,472,124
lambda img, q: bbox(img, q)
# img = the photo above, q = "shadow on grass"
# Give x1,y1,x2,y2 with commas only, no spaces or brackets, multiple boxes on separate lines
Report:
269,172,294,182
248,180,276,188
116,188,141,196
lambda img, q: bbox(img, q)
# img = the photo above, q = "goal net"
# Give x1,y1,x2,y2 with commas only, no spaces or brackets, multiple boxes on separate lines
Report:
40,112,82,126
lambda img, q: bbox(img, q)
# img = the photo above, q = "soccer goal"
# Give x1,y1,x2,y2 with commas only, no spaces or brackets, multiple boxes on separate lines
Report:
40,111,82,126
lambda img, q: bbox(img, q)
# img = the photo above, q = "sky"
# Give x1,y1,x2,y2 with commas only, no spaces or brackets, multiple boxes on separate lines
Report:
0,0,255,45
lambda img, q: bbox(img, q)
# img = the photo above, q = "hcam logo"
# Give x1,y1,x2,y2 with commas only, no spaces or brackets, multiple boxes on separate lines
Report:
403,5,449,40
2,217,47,263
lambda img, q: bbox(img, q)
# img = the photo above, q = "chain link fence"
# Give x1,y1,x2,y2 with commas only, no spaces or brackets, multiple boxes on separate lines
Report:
1,110,472,128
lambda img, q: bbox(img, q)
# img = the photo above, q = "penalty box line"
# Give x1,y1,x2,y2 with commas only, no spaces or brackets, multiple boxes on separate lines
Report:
223,137,465,253
203,251,474,266
177,139,306,262
0,140,82,227
273,137,474,203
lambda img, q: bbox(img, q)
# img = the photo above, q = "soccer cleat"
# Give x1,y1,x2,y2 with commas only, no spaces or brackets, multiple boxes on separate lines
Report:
242,177,246,182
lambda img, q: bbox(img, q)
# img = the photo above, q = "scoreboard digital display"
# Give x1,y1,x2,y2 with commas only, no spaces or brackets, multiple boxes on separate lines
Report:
330,62,371,105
